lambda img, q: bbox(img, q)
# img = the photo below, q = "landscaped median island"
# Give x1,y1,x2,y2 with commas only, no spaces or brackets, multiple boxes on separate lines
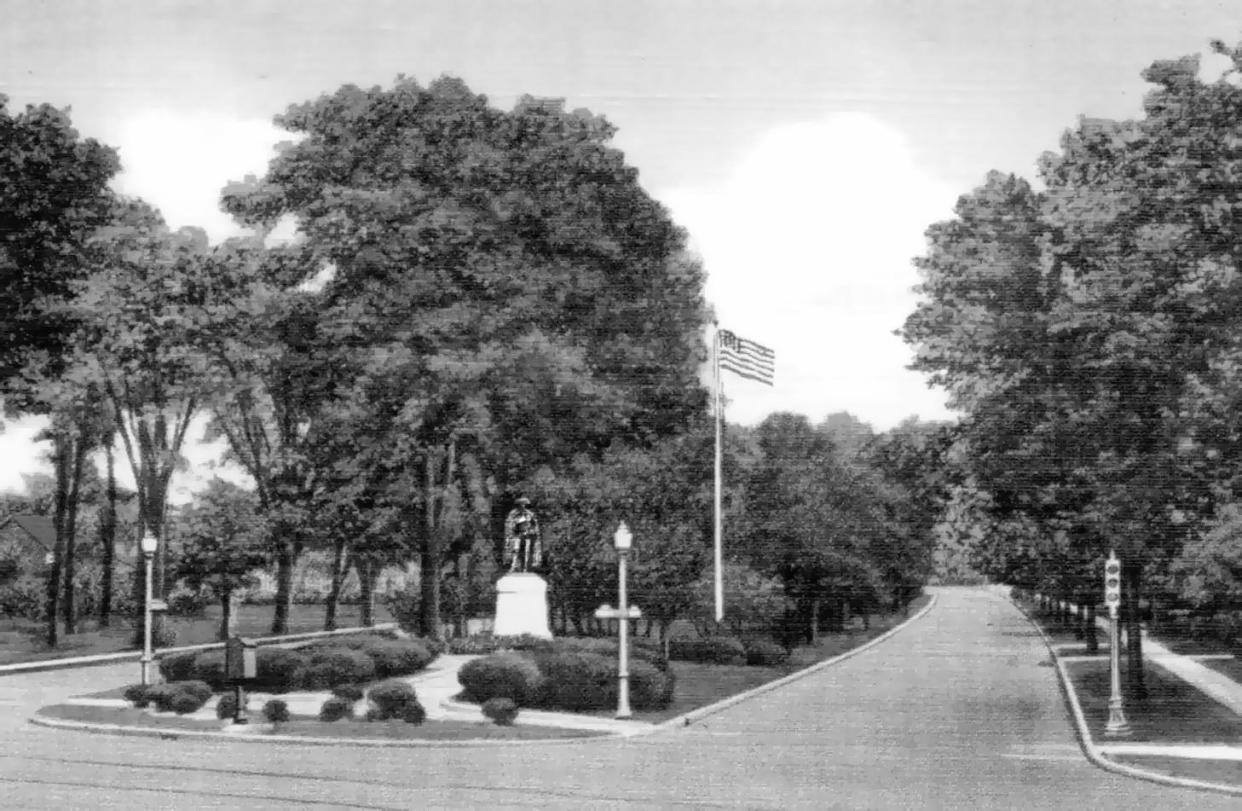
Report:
1018,595,1242,790
33,595,930,743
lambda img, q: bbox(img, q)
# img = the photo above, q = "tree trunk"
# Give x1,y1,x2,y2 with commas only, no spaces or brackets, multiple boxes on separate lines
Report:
418,445,453,640
219,589,235,641
62,432,88,635
98,430,117,627
45,436,70,648
1085,603,1099,654
323,541,349,632
271,537,295,635
1123,562,1146,700
808,595,820,643
359,558,377,627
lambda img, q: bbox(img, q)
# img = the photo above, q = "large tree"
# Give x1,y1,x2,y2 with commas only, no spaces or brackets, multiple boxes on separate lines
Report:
222,76,710,636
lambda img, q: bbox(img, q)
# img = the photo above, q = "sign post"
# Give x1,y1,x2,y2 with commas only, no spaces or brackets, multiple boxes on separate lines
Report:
1104,551,1130,737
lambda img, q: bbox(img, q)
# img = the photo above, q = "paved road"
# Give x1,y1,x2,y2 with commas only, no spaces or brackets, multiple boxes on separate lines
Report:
0,586,1235,809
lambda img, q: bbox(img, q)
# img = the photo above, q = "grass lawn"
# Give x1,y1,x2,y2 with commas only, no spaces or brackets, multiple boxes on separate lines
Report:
0,602,396,666
37,703,223,732
1062,657,1242,744
1198,656,1242,684
525,593,934,724
1109,754,1242,789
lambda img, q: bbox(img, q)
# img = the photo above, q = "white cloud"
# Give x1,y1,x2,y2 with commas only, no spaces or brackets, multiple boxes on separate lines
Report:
658,113,960,430
110,110,287,243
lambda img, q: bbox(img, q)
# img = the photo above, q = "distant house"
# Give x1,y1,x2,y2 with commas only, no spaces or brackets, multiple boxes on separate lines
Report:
0,514,56,572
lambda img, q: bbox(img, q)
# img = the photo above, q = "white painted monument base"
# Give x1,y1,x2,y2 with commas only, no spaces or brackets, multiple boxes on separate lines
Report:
492,573,552,639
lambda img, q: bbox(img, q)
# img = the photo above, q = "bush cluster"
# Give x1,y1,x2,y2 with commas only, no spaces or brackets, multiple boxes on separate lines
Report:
458,642,675,713
216,691,240,720
668,636,747,666
159,635,437,693
125,680,213,715
446,633,557,656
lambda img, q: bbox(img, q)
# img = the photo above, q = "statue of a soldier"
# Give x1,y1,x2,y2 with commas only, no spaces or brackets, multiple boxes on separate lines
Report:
503,497,543,573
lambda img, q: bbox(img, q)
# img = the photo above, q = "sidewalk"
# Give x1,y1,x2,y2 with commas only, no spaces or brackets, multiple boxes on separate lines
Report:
1032,594,1242,782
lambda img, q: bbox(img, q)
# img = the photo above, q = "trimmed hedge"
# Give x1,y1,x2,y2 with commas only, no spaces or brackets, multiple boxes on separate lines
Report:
482,697,519,726
743,638,790,666
303,648,376,690
123,683,150,708
319,696,355,722
668,636,747,665
458,652,545,705
629,659,674,710
367,680,424,723
216,692,239,720
263,699,290,724
157,651,198,683
533,651,615,711
332,684,364,702
139,681,211,714
253,648,310,693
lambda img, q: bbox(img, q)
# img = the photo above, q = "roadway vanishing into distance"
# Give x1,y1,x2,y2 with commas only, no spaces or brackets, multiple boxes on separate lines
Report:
0,587,1234,809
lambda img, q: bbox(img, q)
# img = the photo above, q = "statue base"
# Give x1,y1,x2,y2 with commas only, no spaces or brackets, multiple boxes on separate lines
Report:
492,573,552,639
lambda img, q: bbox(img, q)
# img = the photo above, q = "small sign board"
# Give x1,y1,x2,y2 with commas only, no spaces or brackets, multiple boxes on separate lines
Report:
149,599,169,613
594,604,642,620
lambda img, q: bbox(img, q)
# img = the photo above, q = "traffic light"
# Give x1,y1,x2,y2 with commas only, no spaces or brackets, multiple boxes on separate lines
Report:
1104,553,1122,608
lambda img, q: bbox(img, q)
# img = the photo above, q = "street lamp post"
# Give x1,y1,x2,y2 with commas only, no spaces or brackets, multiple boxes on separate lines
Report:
1104,550,1130,737
614,521,633,719
139,531,158,686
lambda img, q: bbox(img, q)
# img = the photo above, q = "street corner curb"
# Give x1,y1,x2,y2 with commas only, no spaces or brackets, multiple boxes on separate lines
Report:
27,707,616,750
1009,594,1242,798
648,592,940,736
438,696,650,740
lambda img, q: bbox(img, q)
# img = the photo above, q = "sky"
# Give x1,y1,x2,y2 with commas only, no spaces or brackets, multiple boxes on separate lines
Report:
2,0,1241,496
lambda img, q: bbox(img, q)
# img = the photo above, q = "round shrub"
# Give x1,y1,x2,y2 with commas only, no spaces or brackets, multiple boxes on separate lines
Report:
668,636,747,666
253,648,310,693
216,692,239,720
400,700,426,725
319,696,354,722
447,635,501,655
332,684,364,702
743,639,790,667
303,648,376,690
533,651,615,711
190,650,228,690
482,697,519,726
141,683,179,713
367,679,421,721
170,691,207,715
364,707,381,722
629,659,674,710
263,699,290,724
457,652,545,705
328,638,432,678
171,680,214,704
123,683,150,708
158,651,198,683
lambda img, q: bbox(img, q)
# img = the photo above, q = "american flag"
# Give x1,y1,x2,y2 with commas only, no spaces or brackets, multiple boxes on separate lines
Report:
718,329,775,386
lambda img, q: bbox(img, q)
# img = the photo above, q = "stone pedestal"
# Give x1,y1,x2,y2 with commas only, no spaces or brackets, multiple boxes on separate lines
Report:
492,573,552,639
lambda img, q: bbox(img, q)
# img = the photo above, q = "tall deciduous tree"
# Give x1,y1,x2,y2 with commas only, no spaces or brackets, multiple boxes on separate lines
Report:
222,77,710,637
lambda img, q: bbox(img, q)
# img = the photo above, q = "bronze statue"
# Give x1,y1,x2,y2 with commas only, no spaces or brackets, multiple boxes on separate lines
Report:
503,497,542,573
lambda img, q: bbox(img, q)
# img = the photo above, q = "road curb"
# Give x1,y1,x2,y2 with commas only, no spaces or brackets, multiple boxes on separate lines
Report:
651,592,939,734
1010,593,1242,798
0,623,399,677
26,710,616,749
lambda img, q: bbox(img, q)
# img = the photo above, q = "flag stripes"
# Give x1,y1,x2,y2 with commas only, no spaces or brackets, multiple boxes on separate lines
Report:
718,329,774,385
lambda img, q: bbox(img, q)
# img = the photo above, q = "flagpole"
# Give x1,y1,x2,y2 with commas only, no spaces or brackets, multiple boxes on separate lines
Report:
713,325,724,623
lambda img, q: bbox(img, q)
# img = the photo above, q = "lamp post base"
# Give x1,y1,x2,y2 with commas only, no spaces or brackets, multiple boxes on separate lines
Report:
1105,698,1131,737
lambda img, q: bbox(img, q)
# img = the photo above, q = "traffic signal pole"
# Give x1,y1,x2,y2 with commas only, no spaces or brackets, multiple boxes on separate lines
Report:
1104,551,1131,737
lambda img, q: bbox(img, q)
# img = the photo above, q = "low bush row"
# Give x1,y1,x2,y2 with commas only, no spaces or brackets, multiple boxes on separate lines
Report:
668,635,789,667
317,679,425,724
124,680,213,715
458,647,674,712
156,635,437,693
